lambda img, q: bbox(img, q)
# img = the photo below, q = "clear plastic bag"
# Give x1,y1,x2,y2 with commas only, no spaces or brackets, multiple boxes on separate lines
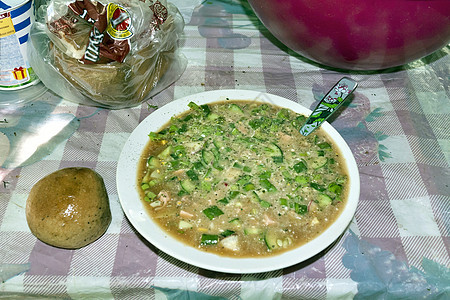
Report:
28,0,187,109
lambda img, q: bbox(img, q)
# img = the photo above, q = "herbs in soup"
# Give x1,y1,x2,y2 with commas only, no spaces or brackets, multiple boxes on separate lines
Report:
138,101,349,257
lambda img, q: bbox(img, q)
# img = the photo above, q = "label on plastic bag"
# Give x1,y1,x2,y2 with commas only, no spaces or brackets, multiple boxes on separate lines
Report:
149,0,168,30
52,0,133,64
106,3,133,40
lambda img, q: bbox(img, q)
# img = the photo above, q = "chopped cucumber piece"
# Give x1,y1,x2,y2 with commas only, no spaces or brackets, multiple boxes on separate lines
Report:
229,218,241,226
237,175,251,185
150,200,162,207
171,145,186,159
147,156,160,168
157,146,172,159
251,191,271,207
229,103,244,114
277,108,290,119
211,147,220,160
250,191,261,203
146,191,157,200
150,169,163,179
264,230,279,250
201,181,212,191
142,171,152,183
207,113,220,120
317,193,333,207
244,227,261,235
213,160,224,170
184,141,204,154
141,182,150,190
310,157,328,169
179,220,193,230
202,149,215,165
265,142,283,163
181,179,196,193
213,139,224,149
336,176,347,185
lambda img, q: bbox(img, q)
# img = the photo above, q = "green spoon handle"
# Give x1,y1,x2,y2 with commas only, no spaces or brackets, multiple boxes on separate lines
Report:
299,77,358,136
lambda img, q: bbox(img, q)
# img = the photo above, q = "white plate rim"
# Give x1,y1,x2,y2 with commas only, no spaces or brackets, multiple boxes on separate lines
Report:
116,89,360,274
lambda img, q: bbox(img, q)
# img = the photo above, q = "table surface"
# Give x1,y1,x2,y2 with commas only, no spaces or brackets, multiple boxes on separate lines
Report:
1,0,449,299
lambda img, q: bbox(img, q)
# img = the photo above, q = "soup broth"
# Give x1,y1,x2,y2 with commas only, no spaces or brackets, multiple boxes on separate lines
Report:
137,101,349,257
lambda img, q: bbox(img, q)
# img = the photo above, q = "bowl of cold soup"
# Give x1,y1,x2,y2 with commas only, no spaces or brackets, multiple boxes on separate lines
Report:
117,89,360,273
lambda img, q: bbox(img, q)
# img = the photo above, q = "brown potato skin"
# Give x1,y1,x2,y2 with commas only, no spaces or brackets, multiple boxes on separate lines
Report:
26,167,111,249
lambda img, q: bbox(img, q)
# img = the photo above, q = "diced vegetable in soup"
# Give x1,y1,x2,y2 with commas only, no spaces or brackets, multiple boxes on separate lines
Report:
137,101,349,257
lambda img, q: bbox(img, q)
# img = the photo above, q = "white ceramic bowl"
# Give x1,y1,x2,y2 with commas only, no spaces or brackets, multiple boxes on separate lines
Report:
117,89,360,274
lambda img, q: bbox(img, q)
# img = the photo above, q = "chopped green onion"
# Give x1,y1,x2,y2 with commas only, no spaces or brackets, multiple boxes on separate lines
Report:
295,203,308,215
188,101,201,111
259,171,271,179
218,198,229,205
328,183,343,195
293,160,307,173
203,206,224,220
295,175,309,185
260,179,277,192
310,182,325,192
233,162,243,169
186,169,199,181
243,183,255,191
220,230,235,237
317,142,331,149
201,234,219,245
260,200,271,208
229,191,240,199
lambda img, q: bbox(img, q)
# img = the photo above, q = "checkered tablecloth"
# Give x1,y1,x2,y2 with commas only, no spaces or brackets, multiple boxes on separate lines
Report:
1,0,449,298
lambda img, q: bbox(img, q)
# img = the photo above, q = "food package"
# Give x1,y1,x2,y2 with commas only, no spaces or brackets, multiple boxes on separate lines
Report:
28,0,187,108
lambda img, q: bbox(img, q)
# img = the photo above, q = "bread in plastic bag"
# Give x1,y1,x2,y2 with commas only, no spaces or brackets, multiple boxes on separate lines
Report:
28,0,187,109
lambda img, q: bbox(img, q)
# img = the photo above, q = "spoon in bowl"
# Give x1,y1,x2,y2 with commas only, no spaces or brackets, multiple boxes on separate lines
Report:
299,77,358,136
